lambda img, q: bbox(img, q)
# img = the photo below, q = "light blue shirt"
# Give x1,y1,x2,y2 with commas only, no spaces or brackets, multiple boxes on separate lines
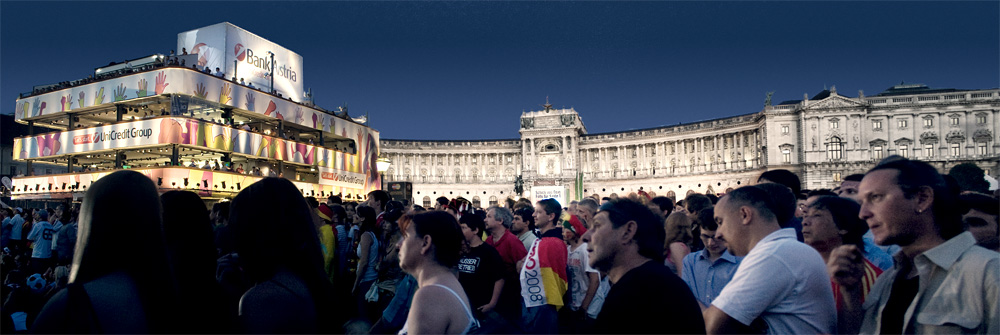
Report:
862,230,897,271
681,248,742,307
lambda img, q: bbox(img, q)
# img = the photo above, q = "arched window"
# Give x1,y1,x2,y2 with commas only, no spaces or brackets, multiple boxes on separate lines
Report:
489,195,498,207
422,196,431,208
826,137,844,161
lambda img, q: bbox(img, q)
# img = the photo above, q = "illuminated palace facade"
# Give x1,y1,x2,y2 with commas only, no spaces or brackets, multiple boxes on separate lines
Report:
381,84,999,207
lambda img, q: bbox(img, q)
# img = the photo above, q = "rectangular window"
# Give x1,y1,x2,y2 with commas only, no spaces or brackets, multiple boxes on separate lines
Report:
830,120,839,129
833,172,842,182
781,125,789,135
950,117,960,126
827,142,843,160
924,118,933,127
978,142,988,155
925,144,934,157
873,120,882,130
897,119,908,128
951,143,961,157
899,145,909,158
872,146,884,160
977,115,987,124
782,150,791,164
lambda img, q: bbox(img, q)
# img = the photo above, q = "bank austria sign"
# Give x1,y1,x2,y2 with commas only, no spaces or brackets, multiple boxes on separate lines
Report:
177,22,304,102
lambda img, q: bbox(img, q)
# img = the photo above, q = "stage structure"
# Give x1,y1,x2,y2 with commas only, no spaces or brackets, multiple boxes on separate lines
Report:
11,23,381,202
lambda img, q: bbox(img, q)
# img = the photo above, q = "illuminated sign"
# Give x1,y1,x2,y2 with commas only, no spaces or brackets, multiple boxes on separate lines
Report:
177,22,304,100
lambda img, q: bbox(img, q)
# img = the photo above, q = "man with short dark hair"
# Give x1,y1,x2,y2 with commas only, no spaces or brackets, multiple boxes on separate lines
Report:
367,190,390,225
960,192,999,252
837,174,865,203
705,186,835,334
682,207,742,310
831,158,999,334
512,207,537,253
518,198,568,334
585,199,705,334
649,196,675,219
458,214,505,327
435,196,450,211
685,194,713,216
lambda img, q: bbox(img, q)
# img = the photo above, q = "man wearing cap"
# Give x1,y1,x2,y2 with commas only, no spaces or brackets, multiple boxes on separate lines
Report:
26,209,55,273
584,199,705,334
562,214,599,333
519,198,568,334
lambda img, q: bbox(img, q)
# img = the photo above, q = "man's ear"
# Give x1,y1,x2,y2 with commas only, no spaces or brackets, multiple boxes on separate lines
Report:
914,185,934,214
620,220,638,244
739,206,753,226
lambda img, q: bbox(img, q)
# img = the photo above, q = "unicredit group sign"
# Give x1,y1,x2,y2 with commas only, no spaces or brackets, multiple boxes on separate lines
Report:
177,22,303,101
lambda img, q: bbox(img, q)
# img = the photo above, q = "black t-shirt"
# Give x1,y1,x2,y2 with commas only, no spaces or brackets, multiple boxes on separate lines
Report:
595,260,706,334
458,243,505,310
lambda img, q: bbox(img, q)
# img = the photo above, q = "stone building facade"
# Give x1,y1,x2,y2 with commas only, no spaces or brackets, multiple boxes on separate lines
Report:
380,84,1000,207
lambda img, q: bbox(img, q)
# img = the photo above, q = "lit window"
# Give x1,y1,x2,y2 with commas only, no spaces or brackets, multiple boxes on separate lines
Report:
951,143,961,157
977,142,988,155
872,146,884,160
977,115,987,124
833,172,842,182
872,120,882,131
950,116,960,126
899,145,909,158
830,120,839,129
924,118,933,127
781,125,789,135
827,138,843,160
782,149,791,164
897,119,908,129
924,144,934,157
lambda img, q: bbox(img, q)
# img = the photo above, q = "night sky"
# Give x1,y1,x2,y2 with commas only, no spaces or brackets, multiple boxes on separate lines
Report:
2,1,997,140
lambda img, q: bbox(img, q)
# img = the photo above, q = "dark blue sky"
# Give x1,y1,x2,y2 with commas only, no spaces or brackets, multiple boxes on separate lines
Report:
3,1,997,140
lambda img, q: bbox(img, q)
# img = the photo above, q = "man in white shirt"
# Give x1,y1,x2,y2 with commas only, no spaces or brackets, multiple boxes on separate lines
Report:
27,209,56,273
829,157,999,334
705,186,836,335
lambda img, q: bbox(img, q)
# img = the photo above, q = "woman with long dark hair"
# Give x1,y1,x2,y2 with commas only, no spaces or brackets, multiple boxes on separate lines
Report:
32,170,179,333
229,178,336,333
353,205,380,322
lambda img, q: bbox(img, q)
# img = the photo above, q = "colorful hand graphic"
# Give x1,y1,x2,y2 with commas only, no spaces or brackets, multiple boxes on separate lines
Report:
16,101,26,119
78,92,86,108
113,83,128,101
32,98,46,117
155,71,169,94
219,83,232,105
194,83,207,99
293,107,304,124
245,92,256,112
61,94,74,111
94,87,106,105
137,78,148,98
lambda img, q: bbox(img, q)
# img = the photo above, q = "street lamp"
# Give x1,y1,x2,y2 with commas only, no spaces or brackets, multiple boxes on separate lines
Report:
376,156,391,191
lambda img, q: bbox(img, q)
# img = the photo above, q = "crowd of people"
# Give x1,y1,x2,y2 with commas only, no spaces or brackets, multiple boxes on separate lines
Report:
0,154,997,334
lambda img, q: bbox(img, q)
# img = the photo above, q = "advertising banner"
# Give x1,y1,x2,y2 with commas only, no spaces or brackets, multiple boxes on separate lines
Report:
10,167,367,200
176,22,303,101
532,185,566,207
14,116,380,191
14,69,372,149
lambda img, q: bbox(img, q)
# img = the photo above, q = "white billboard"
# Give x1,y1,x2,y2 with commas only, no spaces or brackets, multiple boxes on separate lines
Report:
532,186,567,208
177,22,303,101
